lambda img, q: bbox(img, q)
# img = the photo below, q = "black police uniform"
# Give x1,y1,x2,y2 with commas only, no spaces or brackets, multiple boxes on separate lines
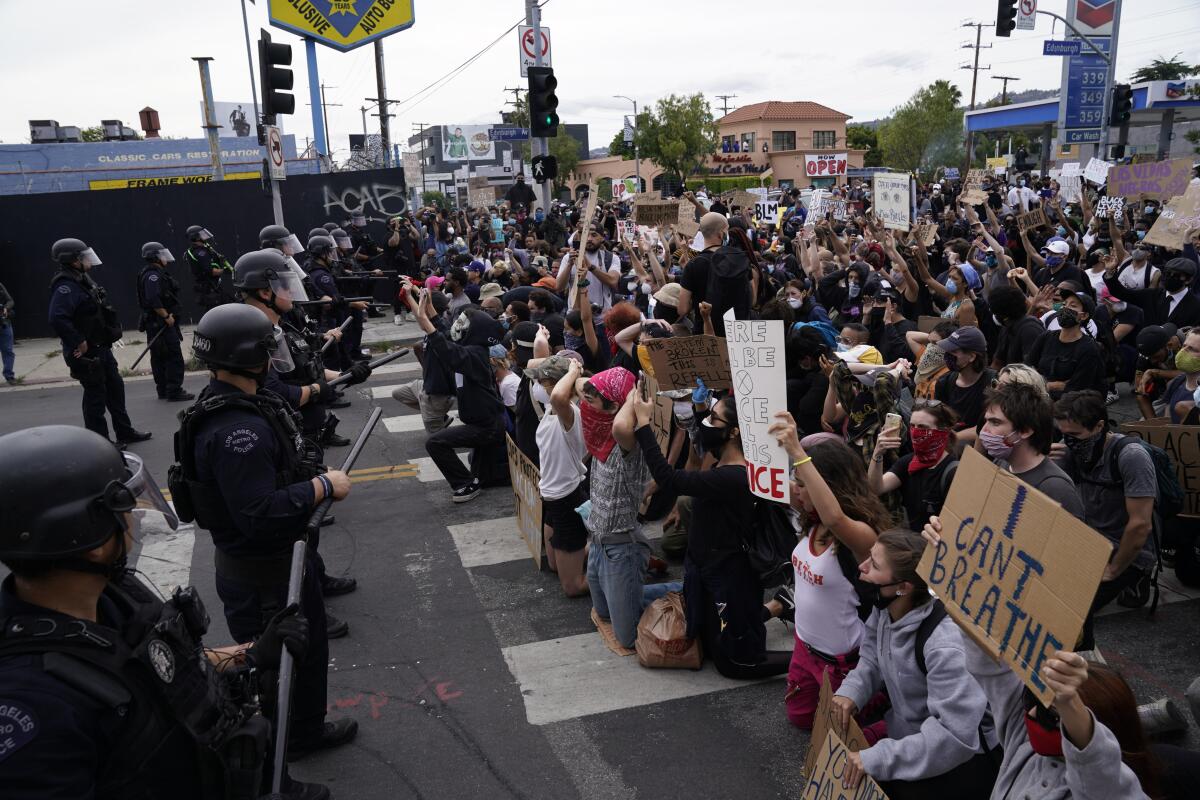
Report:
47,269,137,441
328,255,367,366
305,259,355,371
187,244,233,312
137,263,187,398
175,379,331,749
0,573,269,799
346,225,384,318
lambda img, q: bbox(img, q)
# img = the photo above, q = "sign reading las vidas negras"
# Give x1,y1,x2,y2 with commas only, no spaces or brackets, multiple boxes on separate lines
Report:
917,448,1110,705
269,0,415,51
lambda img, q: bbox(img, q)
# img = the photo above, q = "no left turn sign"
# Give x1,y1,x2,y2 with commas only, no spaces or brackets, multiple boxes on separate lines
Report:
266,125,286,181
518,25,551,77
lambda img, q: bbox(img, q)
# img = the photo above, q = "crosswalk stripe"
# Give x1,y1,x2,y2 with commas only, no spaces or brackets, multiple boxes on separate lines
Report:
408,454,470,482
383,411,458,434
369,362,422,378
447,516,533,568
351,464,418,476
502,622,793,726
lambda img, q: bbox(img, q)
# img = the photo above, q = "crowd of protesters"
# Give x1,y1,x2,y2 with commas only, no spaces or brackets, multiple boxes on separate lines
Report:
378,163,1200,798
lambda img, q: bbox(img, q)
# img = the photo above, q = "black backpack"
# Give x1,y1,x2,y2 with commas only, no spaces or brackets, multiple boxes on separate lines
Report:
744,499,799,587
833,539,875,622
705,245,751,315
914,600,949,675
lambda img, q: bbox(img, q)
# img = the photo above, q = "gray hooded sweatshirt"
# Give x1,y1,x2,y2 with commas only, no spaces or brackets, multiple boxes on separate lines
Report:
834,601,993,782
964,637,1150,800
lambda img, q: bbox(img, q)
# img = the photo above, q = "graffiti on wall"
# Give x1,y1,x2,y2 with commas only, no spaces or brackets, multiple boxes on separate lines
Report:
321,181,407,221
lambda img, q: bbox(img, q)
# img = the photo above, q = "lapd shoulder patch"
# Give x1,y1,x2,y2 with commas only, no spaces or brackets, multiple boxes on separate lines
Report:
0,700,38,763
57,285,71,294
147,640,175,684
147,273,159,282
224,428,260,454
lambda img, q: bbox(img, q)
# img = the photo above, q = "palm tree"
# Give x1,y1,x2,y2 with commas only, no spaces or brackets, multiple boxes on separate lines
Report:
1129,56,1199,83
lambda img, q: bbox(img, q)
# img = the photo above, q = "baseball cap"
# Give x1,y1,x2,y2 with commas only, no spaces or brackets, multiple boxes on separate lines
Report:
424,275,445,290
936,326,988,355
1046,240,1071,255
524,354,575,383
1135,324,1178,357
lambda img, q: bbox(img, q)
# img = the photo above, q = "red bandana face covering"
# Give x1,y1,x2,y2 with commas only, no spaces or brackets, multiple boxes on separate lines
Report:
908,427,951,473
580,367,636,462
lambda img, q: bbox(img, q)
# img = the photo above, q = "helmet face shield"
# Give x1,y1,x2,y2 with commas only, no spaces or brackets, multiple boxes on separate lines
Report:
268,325,295,373
115,451,179,537
157,248,175,264
79,247,102,267
269,267,309,302
280,234,304,257
334,235,352,250
285,256,307,281
351,213,367,227
197,228,213,241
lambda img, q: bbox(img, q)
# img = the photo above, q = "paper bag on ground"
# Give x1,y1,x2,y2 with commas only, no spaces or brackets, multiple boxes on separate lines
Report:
635,592,701,670
917,448,1110,705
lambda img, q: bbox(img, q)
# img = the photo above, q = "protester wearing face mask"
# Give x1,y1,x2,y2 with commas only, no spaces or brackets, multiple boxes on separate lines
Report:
921,525,1156,800
831,531,999,799
1117,247,1161,290
562,260,610,374
1026,291,1107,399
1106,256,1200,328
1032,239,1085,289
864,289,916,364
1159,328,1200,424
924,256,979,327
905,321,959,401
978,382,1085,516
768,415,884,732
933,326,995,443
1049,391,1158,645
869,400,960,532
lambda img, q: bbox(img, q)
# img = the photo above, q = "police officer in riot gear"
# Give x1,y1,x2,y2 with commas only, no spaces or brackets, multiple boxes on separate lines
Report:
47,238,151,446
171,304,358,760
306,235,368,372
259,224,304,258
138,241,194,401
185,225,234,313
0,424,327,799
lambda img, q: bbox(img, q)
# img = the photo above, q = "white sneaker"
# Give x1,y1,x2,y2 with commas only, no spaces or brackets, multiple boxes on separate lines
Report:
394,314,403,325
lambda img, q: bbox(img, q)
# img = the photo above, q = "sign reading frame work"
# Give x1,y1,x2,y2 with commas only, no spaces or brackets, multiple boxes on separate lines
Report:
268,0,416,52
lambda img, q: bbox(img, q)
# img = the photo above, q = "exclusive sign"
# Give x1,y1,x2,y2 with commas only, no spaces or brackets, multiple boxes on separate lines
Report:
269,0,415,52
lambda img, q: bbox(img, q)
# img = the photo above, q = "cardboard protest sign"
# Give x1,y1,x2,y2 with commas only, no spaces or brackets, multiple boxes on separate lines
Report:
807,189,831,222
1142,184,1200,251
644,334,731,391
729,190,759,211
754,199,780,223
961,172,989,207
873,172,912,231
468,186,497,208
915,223,938,247
1058,175,1083,204
506,435,544,567
802,730,888,800
467,175,490,189
917,447,1111,705
618,219,637,242
917,315,942,333
1083,157,1111,185
1108,158,1193,200
676,201,700,237
804,670,870,781
644,374,674,458
634,199,679,227
1119,418,1200,517
832,199,850,221
1095,195,1125,220
1017,207,1049,231
1061,162,1082,178
724,310,789,503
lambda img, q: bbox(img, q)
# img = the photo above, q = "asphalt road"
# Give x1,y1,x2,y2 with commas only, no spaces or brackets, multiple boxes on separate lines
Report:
1,362,1197,798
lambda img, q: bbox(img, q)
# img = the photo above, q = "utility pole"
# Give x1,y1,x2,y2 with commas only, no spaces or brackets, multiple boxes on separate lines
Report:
526,0,551,210
992,75,1020,105
305,83,341,158
370,39,393,167
715,94,738,117
960,22,991,171
360,105,369,136
193,57,225,181
412,122,428,198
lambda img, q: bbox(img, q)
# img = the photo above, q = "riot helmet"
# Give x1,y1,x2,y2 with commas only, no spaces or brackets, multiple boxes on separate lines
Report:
51,237,101,268
330,227,353,251
141,241,174,264
192,303,294,374
307,235,335,259
307,227,329,240
259,224,303,256
322,222,339,233
187,225,214,242
0,426,176,573
232,249,310,303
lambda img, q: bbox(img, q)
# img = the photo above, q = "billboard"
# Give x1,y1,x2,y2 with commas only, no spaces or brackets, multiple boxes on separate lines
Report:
202,101,278,139
268,0,415,52
442,125,495,162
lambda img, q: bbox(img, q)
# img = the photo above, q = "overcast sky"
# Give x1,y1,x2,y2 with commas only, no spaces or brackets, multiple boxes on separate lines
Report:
1,0,1196,158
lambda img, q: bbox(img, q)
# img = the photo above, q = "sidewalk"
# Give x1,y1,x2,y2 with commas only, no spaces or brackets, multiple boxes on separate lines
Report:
1,314,424,391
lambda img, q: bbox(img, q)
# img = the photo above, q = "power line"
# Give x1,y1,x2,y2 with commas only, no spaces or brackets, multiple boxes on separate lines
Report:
715,94,738,116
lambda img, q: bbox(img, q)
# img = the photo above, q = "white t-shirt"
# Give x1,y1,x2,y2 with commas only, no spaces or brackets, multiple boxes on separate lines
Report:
791,532,864,656
1118,260,1159,290
1007,186,1036,213
556,249,619,312
535,402,587,500
498,373,520,408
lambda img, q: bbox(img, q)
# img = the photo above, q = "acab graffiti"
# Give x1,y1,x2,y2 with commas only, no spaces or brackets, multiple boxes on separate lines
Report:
322,180,407,221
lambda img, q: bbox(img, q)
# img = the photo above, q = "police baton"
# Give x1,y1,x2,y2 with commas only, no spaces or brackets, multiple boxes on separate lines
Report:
325,348,409,390
129,325,169,370
319,316,354,355
304,406,383,538
270,539,307,795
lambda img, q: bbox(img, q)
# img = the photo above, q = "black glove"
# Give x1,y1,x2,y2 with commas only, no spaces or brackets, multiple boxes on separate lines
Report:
315,375,331,398
347,362,372,385
246,603,308,670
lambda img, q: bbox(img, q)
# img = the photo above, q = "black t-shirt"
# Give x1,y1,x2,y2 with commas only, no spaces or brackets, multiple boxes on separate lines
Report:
994,315,1045,367
680,250,714,333
1025,331,1106,398
879,319,917,363
888,454,958,532
934,368,996,430
1033,262,1085,289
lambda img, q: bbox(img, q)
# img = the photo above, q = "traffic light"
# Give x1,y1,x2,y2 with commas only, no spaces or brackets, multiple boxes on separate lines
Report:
528,66,559,138
532,154,558,182
258,30,294,124
1110,84,1133,126
995,0,1018,37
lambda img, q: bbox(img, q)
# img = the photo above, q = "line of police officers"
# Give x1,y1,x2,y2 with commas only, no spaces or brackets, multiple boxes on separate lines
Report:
5,224,395,797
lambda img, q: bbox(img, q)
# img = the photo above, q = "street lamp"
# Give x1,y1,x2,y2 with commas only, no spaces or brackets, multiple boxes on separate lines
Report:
613,95,640,192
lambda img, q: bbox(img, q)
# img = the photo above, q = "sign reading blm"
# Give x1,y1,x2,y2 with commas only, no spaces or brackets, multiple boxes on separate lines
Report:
269,0,416,52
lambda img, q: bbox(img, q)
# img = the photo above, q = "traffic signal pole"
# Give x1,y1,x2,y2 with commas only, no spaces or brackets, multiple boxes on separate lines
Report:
527,0,551,210
193,57,226,181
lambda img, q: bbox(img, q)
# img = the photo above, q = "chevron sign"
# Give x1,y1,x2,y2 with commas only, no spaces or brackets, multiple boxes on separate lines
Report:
1074,0,1116,35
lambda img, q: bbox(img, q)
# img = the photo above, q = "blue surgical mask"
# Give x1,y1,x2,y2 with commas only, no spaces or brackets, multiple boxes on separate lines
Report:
847,283,861,298
1057,226,1067,237
535,211,545,222
1045,256,1064,268
944,278,957,294
1136,230,1147,240
835,342,850,353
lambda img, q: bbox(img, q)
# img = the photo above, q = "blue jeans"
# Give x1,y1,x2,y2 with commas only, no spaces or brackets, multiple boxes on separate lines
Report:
0,323,13,380
587,540,682,649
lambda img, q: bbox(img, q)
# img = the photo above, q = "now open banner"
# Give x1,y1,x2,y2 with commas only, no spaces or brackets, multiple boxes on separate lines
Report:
804,153,848,177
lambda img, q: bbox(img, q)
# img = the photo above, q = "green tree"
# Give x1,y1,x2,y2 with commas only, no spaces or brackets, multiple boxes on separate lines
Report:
1129,55,1199,83
633,93,719,185
1186,129,1200,155
877,81,963,174
608,130,633,158
80,126,104,142
506,94,582,187
846,124,882,168
422,190,449,210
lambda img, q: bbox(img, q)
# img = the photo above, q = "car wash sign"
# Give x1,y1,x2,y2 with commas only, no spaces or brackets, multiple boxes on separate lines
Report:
268,0,415,51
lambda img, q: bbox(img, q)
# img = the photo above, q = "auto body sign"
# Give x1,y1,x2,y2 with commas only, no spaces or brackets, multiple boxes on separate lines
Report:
269,0,415,52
